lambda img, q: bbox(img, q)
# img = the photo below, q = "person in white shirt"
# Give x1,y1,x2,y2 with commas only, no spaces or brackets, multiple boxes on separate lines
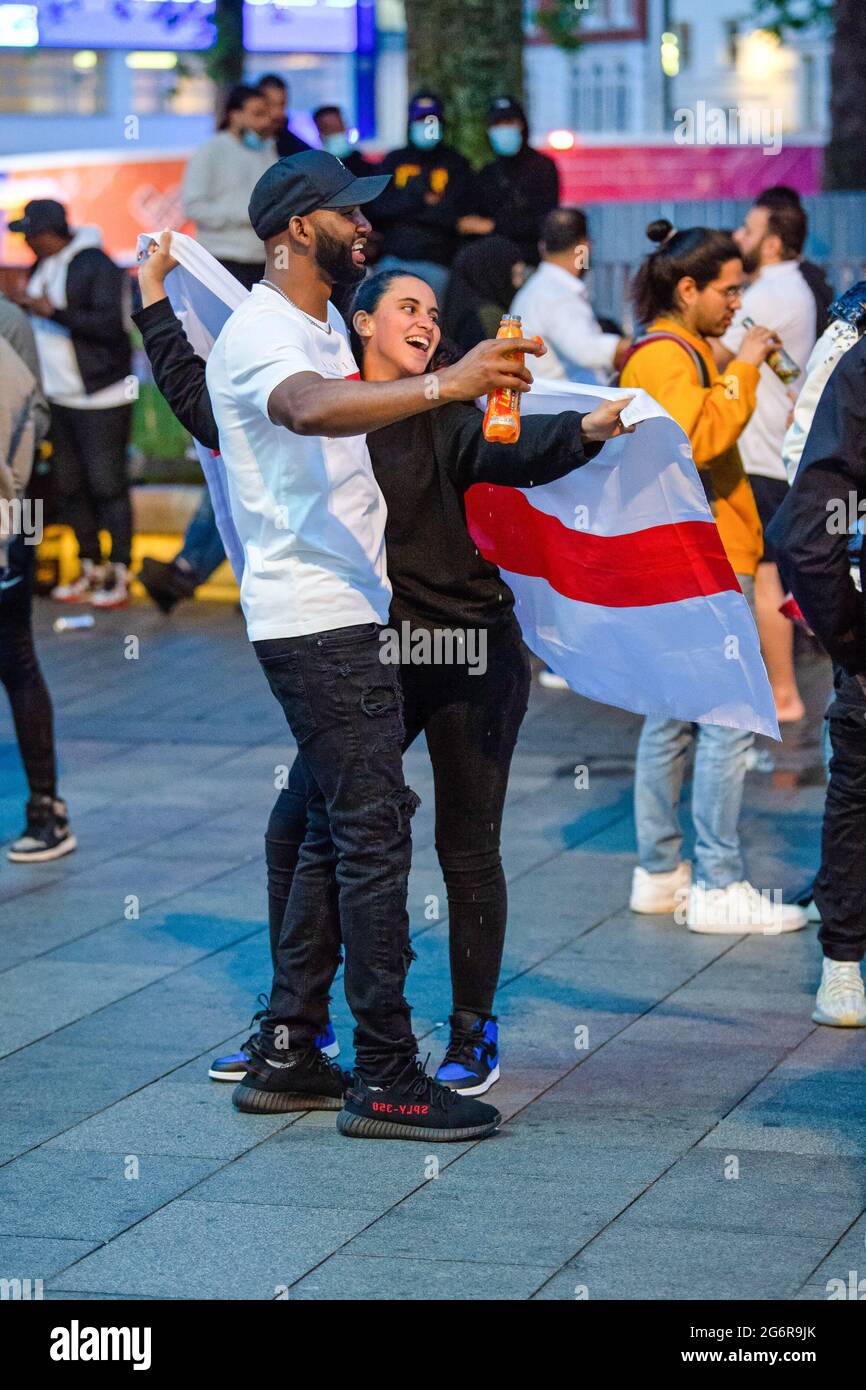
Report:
8,199,134,608
510,207,631,385
717,197,817,723
182,84,276,291
206,149,547,1138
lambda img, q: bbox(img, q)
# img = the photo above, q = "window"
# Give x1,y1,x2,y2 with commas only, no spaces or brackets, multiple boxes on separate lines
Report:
570,56,630,134
128,53,214,115
0,47,106,113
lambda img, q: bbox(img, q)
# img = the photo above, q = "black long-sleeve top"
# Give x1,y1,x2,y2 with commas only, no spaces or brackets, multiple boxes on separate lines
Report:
766,334,866,693
469,147,561,265
133,296,596,631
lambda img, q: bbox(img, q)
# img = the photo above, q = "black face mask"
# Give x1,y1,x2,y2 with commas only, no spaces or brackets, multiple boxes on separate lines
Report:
314,223,365,288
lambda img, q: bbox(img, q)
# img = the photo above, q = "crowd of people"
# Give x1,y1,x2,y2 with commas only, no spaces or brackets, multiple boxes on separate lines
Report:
2,83,865,1143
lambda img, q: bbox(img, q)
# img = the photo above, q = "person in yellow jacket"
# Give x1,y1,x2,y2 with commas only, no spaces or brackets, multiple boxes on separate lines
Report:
622,218,806,935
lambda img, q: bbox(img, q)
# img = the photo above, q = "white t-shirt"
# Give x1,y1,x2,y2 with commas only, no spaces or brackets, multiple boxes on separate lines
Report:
205,284,391,641
721,260,816,481
510,261,620,386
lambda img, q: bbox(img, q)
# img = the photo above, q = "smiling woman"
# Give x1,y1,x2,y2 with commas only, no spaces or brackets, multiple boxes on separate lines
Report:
349,271,442,379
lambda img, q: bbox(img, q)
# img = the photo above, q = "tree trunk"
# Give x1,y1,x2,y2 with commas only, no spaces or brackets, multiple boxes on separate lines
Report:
207,0,245,115
825,0,866,189
404,0,525,166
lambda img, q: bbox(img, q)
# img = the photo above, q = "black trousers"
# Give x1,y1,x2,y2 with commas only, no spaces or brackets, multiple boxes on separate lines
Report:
51,403,133,567
815,668,866,961
266,620,531,1021
255,621,420,1082
0,536,56,800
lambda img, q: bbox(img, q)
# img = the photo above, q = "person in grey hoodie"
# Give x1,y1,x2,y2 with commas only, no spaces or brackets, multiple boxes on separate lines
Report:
182,84,277,290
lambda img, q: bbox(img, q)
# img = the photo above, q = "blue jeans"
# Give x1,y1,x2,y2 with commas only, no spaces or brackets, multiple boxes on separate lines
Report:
376,255,450,302
634,573,756,889
254,621,420,1081
177,490,225,585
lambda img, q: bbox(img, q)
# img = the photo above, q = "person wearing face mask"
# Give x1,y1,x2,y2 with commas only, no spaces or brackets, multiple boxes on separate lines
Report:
313,105,376,177
182,84,277,291
366,91,472,301
459,96,560,267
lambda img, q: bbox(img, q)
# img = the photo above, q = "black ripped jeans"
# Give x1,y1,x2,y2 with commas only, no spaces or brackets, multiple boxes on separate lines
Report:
265,620,532,1020
254,621,419,1082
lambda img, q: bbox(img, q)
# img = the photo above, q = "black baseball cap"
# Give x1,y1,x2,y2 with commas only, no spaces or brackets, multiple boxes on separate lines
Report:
248,150,390,241
8,198,70,237
487,96,527,126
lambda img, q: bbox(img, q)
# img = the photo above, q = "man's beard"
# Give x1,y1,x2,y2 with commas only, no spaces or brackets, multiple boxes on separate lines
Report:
314,226,365,288
739,246,761,276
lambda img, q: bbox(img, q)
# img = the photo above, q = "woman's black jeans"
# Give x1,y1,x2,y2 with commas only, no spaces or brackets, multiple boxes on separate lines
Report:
265,620,531,1024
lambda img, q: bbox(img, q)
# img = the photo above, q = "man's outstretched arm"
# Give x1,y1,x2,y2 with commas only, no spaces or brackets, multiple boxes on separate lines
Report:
266,336,546,438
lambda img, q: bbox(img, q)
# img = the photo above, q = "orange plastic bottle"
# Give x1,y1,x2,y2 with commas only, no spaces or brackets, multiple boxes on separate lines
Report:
483,314,524,444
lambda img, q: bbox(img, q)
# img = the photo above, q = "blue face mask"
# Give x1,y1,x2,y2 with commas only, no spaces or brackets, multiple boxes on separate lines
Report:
322,132,352,158
409,119,441,150
241,130,267,152
489,124,523,157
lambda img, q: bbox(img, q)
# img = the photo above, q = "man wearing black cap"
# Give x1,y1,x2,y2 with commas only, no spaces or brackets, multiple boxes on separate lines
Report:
205,150,542,1140
366,91,472,300
7,199,133,609
460,96,560,266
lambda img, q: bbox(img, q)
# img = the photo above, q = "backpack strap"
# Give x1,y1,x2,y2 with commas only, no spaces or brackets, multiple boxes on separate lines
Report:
618,331,711,389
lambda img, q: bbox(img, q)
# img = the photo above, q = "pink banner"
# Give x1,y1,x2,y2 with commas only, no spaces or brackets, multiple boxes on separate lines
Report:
552,144,823,204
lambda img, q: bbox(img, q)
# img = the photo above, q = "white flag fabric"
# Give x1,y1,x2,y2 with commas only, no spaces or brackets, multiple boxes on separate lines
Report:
140,231,778,739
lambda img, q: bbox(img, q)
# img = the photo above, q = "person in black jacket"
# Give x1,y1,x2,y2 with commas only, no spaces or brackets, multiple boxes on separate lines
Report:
767,335,866,1027
257,73,310,159
9,199,133,608
459,96,560,267
135,239,633,1095
366,92,472,300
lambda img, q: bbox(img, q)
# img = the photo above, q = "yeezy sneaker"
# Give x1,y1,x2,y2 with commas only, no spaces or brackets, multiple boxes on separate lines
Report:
338,1058,501,1142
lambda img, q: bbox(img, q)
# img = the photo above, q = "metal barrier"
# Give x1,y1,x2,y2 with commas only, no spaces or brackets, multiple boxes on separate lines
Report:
583,191,866,326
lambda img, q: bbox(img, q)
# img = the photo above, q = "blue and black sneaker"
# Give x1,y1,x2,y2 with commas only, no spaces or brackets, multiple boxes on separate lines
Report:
209,995,339,1081
434,1010,500,1096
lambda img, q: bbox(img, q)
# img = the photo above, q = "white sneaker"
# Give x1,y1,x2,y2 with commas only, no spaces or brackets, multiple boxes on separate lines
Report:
90,563,130,609
686,880,808,935
812,959,866,1027
51,559,103,603
630,861,692,914
538,669,569,690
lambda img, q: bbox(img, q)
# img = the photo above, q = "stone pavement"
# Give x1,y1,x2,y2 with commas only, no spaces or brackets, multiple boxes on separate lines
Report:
0,601,863,1302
